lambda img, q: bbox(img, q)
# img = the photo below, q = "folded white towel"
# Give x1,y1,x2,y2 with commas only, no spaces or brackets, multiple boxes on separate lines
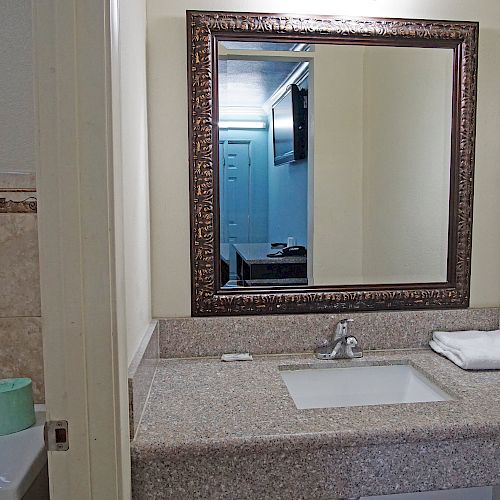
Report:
429,330,500,370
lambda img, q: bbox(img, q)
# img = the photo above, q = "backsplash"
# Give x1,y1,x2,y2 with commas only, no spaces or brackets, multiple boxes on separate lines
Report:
159,308,500,358
0,172,44,402
128,321,159,439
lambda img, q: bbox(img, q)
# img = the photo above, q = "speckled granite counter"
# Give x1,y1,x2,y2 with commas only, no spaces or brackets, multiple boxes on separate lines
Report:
131,350,500,499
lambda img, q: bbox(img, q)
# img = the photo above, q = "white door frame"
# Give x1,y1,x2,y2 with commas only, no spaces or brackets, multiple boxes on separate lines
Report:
34,0,130,498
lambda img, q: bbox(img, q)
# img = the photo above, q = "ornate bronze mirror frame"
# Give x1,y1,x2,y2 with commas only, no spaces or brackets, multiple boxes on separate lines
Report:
187,10,478,316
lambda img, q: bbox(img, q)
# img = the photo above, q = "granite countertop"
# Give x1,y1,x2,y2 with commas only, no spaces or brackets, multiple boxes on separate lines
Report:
133,349,500,456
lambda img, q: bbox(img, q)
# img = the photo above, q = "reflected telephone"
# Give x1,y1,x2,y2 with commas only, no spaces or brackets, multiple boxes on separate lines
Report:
267,245,307,258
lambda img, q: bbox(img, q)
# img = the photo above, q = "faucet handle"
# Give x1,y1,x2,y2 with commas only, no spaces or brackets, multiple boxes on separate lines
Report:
335,318,354,339
345,335,363,358
346,336,357,346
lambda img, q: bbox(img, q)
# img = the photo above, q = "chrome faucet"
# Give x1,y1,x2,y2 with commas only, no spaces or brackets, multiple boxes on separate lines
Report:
315,318,363,360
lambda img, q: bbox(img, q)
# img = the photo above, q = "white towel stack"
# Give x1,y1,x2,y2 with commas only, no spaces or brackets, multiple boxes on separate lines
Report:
429,330,500,370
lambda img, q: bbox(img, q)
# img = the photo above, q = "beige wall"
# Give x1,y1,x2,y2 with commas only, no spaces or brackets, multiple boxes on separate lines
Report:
313,45,451,285
0,0,36,174
362,46,452,283
312,45,365,285
148,0,500,317
115,0,152,363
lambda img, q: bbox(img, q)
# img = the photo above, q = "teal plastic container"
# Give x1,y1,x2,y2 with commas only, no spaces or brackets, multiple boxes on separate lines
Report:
0,378,36,435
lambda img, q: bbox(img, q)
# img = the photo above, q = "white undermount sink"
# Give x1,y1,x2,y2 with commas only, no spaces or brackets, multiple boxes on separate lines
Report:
280,363,452,409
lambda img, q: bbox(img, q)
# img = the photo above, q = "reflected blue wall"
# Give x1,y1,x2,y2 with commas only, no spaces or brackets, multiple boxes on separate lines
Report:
267,156,308,246
266,76,309,247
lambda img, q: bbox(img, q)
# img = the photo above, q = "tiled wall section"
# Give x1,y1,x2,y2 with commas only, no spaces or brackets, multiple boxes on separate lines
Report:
128,321,159,439
159,308,500,358
0,212,40,316
0,173,43,402
0,317,43,401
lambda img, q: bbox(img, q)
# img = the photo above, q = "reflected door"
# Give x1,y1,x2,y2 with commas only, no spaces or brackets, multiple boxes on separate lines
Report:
220,141,251,277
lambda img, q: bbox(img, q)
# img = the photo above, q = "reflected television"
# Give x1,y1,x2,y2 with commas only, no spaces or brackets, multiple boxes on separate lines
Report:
272,84,308,166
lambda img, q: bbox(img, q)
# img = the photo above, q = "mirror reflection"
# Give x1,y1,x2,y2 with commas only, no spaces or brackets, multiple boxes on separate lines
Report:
218,41,453,289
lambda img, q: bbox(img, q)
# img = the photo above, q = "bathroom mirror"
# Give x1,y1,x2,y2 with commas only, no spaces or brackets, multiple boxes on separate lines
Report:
187,11,478,316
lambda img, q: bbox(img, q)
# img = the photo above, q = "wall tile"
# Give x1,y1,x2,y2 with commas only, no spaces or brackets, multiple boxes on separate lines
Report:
128,321,159,439
0,317,44,402
0,213,40,317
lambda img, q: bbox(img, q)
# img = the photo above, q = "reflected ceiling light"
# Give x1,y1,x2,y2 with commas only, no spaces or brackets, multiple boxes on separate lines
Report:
218,120,267,129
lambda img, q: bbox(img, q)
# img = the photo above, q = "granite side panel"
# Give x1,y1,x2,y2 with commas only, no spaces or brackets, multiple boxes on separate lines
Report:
128,321,159,439
131,436,498,500
159,308,500,358
0,317,44,402
132,443,345,500
0,212,40,317
342,437,499,498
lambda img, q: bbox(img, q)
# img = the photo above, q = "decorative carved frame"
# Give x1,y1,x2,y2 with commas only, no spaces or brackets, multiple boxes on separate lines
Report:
187,11,478,316
0,196,37,213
